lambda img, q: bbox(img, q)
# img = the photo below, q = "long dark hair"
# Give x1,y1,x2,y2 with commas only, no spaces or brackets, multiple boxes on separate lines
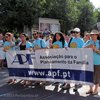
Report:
53,32,65,47
21,33,27,38
97,35,100,40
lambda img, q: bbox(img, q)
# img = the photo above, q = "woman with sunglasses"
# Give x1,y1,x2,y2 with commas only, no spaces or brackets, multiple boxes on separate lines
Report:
51,32,68,87
18,33,32,85
3,32,16,84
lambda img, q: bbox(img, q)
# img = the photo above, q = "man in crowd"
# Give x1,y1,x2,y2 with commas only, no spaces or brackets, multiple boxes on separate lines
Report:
32,31,47,87
62,27,85,91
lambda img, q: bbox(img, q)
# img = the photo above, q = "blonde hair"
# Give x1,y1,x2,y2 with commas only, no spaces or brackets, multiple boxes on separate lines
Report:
5,32,13,40
84,33,91,40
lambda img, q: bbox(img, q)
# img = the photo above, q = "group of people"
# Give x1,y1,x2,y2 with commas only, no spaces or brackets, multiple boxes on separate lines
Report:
0,27,100,95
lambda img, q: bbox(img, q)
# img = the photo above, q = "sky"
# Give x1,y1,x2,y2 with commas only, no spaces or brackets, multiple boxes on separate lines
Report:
90,0,100,8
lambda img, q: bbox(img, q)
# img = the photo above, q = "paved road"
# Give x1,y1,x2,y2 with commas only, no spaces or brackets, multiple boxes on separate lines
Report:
0,68,100,100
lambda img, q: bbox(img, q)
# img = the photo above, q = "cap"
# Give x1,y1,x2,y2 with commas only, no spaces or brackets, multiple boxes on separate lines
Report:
73,27,80,32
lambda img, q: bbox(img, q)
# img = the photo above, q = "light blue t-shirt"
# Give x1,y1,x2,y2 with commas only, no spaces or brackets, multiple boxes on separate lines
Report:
18,41,32,50
84,40,100,65
70,37,84,48
52,41,68,49
3,41,15,57
32,38,46,49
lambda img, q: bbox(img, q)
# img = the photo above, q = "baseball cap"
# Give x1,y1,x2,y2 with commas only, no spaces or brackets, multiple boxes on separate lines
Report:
73,27,80,32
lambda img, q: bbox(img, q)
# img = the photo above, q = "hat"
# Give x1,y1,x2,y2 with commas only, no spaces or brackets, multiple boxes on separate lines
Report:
73,27,80,32
90,30,99,35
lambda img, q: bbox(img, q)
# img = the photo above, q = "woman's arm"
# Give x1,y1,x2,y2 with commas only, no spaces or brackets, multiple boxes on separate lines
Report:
83,44,94,48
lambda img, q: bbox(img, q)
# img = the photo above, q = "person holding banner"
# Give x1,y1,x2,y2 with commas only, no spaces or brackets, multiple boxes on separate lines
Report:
62,27,85,91
84,30,100,95
51,32,68,87
0,33,5,70
32,31,47,87
18,33,32,85
3,32,16,84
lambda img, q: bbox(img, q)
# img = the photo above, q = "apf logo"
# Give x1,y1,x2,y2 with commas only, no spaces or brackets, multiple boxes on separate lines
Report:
11,53,36,65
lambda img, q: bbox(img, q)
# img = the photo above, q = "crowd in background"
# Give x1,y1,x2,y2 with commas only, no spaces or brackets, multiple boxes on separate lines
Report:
0,27,100,95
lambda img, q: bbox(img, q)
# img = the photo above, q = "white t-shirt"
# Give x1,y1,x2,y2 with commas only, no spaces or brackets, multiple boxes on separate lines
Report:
45,38,51,48
0,40,4,59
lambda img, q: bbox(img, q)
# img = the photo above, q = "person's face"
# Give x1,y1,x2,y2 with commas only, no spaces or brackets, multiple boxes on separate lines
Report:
21,35,26,41
70,31,75,37
38,33,40,37
65,36,69,41
71,33,74,37
91,34,98,40
56,33,61,41
50,35,53,39
40,33,43,36
74,31,80,38
33,32,38,39
0,34,3,40
85,35,89,40
5,35,10,41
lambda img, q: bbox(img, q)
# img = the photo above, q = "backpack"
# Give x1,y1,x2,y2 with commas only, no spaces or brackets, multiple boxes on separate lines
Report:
40,40,43,48
68,38,73,47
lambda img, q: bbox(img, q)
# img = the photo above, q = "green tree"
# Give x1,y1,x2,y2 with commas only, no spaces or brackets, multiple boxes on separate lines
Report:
0,0,39,34
0,0,98,36
39,0,77,34
95,8,100,22
75,0,98,35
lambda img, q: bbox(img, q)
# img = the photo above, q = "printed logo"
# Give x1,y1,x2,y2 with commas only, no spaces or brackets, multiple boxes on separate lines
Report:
53,44,60,49
4,46,10,50
34,45,39,49
70,43,78,48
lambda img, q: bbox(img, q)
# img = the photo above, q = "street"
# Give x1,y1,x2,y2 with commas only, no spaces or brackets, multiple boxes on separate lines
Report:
0,68,100,100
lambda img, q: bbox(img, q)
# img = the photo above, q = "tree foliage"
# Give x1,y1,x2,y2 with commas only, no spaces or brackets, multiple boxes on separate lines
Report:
0,0,99,35
0,0,38,33
75,0,98,35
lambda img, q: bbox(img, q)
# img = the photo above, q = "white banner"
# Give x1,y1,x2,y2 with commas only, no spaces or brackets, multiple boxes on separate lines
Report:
6,48,94,85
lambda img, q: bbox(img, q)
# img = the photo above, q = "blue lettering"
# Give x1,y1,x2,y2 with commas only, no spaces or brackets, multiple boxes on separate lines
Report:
12,53,36,65
26,54,32,65
12,54,27,64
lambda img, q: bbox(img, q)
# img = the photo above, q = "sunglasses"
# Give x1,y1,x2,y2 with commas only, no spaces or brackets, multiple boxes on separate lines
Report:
5,36,8,38
71,31,74,34
33,34,36,36
73,31,79,34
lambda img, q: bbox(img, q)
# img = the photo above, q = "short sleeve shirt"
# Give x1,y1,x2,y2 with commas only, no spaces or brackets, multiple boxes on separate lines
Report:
70,37,84,48
32,39,46,49
84,40,100,65
52,41,68,49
